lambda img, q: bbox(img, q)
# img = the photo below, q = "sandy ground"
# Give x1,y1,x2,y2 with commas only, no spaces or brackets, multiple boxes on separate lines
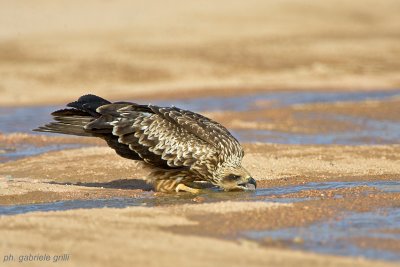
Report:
1,0,400,106
2,206,398,267
1,143,400,198
1,92,399,266
1,135,399,266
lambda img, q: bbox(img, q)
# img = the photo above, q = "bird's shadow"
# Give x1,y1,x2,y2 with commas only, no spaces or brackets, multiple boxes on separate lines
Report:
48,179,153,191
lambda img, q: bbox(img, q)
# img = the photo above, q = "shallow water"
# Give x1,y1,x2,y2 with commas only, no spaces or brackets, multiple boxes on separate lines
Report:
255,180,400,201
1,90,399,141
0,90,400,162
0,90,399,161
1,180,399,261
0,191,251,216
247,181,400,262
0,143,85,163
245,208,400,262
1,90,399,262
156,90,400,112
1,180,399,214
233,114,400,145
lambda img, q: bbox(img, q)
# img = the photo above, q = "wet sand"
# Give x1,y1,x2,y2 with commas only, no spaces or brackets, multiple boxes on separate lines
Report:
1,89,400,266
1,88,400,265
2,206,398,267
1,135,400,266
1,141,400,189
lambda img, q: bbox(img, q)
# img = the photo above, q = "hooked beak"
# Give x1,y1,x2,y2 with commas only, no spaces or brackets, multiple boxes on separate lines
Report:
238,177,257,191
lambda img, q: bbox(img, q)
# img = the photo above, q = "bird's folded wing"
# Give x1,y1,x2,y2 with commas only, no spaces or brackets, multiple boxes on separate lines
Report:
149,106,244,160
85,104,218,169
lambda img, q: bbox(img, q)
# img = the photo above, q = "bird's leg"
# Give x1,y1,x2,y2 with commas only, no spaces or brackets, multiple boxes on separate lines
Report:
175,183,201,194
151,178,200,193
148,169,206,193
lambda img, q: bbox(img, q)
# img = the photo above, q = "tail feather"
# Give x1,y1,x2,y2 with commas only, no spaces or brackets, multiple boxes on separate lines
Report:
34,123,92,136
34,112,93,136
33,94,111,136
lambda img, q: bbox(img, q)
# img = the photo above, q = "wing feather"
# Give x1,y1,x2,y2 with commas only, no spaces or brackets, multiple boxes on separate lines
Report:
149,106,244,160
86,103,217,169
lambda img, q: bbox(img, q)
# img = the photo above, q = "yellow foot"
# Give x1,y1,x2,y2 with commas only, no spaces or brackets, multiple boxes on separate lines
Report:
175,183,201,194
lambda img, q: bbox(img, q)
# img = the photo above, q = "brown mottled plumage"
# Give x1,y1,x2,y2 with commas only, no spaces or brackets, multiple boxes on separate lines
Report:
34,94,256,193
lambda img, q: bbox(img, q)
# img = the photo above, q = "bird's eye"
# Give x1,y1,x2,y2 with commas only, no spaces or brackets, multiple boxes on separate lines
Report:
225,174,241,181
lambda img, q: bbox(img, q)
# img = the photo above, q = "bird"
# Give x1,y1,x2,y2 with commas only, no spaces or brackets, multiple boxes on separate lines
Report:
34,94,256,193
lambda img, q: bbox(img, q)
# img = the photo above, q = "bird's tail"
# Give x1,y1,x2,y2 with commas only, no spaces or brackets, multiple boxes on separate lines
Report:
33,94,111,136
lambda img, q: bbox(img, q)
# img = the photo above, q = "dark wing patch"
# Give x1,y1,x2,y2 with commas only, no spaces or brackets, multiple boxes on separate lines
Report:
103,135,142,161
67,94,111,117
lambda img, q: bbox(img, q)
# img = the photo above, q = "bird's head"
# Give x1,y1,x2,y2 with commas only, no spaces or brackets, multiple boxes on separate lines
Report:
215,165,256,191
